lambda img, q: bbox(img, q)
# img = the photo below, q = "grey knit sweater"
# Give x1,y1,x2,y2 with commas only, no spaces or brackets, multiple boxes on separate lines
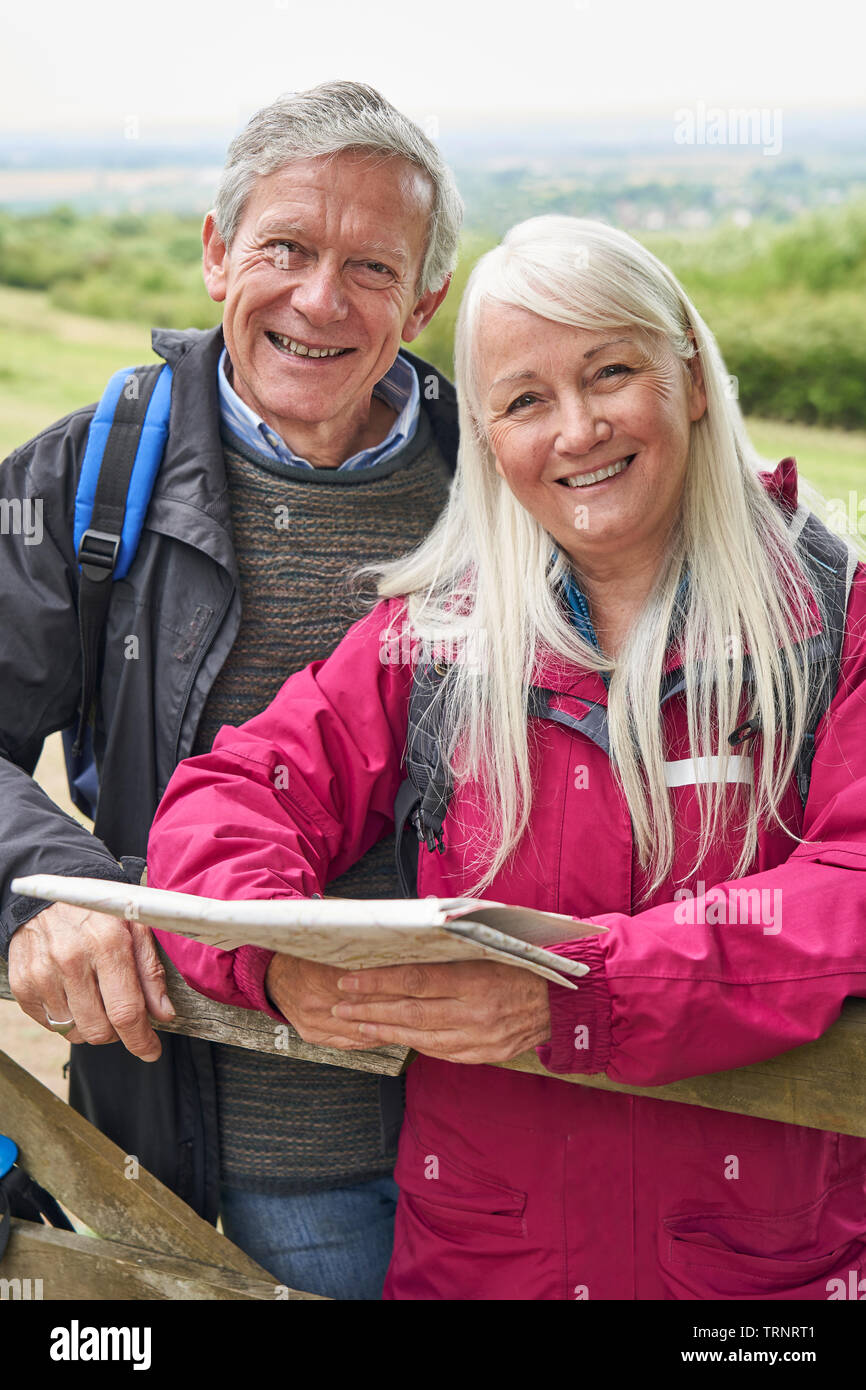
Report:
192,412,452,1192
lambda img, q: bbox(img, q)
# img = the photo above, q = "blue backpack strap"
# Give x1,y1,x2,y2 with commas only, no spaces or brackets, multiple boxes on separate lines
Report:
73,363,172,581
67,363,172,794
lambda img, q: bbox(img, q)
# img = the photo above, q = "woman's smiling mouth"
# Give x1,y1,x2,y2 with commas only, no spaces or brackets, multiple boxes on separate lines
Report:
266,330,353,359
557,455,636,488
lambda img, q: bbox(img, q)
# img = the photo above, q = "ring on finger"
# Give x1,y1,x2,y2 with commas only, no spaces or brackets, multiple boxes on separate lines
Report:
44,1013,75,1035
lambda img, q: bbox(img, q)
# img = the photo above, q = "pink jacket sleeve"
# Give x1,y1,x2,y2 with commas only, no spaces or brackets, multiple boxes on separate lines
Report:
146,598,413,1016
538,565,866,1085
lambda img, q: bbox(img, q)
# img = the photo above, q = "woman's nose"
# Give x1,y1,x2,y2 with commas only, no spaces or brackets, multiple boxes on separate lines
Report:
554,394,612,455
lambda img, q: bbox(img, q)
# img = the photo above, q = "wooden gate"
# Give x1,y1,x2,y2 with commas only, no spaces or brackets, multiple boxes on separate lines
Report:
1,950,864,1299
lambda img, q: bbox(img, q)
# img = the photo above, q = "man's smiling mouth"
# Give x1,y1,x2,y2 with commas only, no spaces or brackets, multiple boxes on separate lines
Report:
266,331,353,359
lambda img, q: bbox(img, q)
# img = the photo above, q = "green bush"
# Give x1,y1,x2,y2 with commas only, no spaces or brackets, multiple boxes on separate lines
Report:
1,202,864,428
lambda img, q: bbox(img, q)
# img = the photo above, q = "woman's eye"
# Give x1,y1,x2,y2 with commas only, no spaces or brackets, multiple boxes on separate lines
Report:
506,393,539,413
596,363,633,381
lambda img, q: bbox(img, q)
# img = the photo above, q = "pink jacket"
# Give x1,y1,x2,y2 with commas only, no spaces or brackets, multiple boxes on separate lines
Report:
147,460,866,1300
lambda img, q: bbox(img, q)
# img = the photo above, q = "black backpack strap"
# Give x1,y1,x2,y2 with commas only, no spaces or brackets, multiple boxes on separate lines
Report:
71,364,163,756
394,657,451,898
394,778,423,899
400,349,458,474
728,510,856,805
791,511,857,806
394,659,554,898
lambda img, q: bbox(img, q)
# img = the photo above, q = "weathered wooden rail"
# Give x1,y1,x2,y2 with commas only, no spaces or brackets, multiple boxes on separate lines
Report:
0,1043,324,1299
1,944,864,1300
2,951,865,1136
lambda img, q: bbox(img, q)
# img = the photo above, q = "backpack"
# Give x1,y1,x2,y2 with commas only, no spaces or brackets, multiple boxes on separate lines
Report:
64,350,458,820
63,363,173,819
0,1134,74,1264
394,510,859,897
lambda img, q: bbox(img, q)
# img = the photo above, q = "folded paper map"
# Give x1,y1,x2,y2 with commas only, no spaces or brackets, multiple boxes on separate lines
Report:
11,876,607,989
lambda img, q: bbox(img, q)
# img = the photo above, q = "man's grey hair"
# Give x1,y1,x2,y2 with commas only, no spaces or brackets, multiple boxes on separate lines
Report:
213,81,464,295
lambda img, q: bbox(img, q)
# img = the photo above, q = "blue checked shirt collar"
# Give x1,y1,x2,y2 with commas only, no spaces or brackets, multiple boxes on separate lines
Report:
217,347,419,471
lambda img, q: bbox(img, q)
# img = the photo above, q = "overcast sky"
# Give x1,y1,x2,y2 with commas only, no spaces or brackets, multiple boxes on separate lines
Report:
2,0,863,137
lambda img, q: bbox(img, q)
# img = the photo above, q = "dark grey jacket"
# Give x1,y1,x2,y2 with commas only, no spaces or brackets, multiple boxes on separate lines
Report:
0,324,457,1219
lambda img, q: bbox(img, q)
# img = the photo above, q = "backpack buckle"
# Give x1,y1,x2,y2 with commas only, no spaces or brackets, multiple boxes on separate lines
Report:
728,717,761,747
411,808,445,855
78,528,121,581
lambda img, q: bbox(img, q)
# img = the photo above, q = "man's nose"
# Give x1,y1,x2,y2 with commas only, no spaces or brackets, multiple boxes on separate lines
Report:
290,263,349,325
554,393,612,456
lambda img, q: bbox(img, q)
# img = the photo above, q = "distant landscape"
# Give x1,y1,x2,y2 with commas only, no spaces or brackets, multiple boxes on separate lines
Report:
1,113,865,492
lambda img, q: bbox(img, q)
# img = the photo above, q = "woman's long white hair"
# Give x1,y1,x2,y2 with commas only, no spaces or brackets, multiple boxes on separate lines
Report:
364,216,854,900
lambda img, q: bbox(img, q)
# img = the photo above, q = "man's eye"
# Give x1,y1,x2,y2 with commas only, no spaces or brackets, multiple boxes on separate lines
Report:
354,260,394,280
269,241,304,267
506,393,539,413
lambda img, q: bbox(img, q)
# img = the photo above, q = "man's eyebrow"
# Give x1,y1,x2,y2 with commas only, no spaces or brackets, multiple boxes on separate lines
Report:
257,221,308,240
487,338,636,396
355,242,408,267
256,222,407,266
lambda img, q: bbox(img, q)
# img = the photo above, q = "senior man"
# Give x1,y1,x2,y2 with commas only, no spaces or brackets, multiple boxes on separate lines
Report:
0,81,462,1299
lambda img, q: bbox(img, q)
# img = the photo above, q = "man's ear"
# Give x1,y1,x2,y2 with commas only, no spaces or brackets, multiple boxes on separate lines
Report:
400,272,452,344
202,212,229,304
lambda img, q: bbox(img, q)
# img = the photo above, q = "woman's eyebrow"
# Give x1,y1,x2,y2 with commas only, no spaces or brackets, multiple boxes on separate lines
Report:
583,336,633,359
488,336,637,397
487,370,536,397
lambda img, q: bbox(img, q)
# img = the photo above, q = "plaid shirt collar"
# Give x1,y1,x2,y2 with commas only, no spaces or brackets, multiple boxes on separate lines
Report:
217,346,420,471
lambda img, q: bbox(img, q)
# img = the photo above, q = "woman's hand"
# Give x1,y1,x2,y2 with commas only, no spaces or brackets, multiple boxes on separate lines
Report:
331,959,552,1064
265,953,404,1050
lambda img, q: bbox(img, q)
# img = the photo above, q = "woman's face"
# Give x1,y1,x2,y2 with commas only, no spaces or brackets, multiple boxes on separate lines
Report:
478,304,707,571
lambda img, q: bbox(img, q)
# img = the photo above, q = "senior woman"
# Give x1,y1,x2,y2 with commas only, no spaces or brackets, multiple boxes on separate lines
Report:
147,217,866,1300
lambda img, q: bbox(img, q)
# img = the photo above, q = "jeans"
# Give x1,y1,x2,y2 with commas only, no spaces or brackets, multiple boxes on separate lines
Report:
219,1175,400,1300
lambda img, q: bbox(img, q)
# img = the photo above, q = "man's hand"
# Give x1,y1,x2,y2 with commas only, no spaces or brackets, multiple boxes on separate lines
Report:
265,953,404,1050
330,959,552,1064
7,902,175,1061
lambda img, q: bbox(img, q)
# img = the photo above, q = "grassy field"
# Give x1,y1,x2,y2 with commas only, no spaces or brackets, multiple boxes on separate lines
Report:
2,285,863,497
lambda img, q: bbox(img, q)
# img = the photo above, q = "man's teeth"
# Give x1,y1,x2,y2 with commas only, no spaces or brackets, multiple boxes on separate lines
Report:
564,456,635,488
268,331,347,358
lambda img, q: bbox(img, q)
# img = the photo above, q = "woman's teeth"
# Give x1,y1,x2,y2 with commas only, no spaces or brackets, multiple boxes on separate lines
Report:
267,331,348,358
562,455,635,488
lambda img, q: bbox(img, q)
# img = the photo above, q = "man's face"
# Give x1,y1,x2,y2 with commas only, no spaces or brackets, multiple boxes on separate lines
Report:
203,151,446,438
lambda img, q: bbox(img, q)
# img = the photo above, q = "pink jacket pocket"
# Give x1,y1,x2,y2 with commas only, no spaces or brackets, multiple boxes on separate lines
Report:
660,1175,866,1300
394,1114,528,1244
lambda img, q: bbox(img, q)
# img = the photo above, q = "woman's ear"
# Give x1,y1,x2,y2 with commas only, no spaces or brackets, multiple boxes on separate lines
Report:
685,333,707,422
